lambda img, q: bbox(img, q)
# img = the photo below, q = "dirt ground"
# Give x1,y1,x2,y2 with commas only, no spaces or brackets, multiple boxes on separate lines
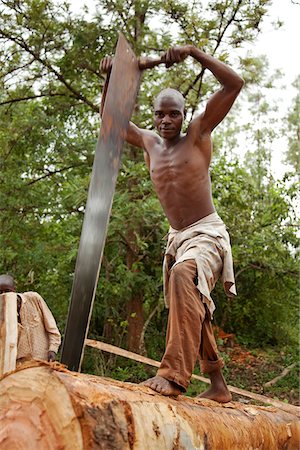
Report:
223,343,300,406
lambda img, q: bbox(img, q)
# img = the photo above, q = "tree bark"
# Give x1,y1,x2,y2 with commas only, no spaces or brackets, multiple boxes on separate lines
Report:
0,362,299,450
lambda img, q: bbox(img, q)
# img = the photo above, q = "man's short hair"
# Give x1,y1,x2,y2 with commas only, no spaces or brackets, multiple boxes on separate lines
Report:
154,88,185,109
0,274,15,289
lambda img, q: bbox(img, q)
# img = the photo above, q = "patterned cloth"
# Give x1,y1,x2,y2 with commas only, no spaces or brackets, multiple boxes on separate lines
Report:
163,212,237,317
17,291,61,361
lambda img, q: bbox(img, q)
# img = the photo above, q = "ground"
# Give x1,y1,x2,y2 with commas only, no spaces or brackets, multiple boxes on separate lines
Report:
226,344,299,405
187,342,300,406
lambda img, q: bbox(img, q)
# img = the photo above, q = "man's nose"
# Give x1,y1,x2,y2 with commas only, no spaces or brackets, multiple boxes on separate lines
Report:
162,115,171,123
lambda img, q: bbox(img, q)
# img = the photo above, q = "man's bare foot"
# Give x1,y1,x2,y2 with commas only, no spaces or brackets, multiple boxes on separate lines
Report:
141,375,182,396
197,386,232,403
197,368,232,403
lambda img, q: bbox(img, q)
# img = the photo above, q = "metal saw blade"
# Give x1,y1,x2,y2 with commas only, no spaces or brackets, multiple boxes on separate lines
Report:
61,33,141,371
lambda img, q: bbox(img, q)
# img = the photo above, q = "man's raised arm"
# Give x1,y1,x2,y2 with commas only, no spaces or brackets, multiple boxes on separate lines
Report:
189,45,244,132
164,45,244,133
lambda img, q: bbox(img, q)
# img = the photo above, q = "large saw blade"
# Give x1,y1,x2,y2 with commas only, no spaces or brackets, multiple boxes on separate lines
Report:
61,33,141,371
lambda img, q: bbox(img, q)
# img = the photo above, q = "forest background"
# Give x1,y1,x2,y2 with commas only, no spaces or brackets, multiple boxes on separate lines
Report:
0,0,299,404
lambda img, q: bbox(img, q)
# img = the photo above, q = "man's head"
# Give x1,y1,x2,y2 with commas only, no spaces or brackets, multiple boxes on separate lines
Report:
0,274,16,294
153,88,185,140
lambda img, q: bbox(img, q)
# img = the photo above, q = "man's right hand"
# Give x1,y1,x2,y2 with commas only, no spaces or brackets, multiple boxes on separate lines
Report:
100,56,113,74
48,351,56,362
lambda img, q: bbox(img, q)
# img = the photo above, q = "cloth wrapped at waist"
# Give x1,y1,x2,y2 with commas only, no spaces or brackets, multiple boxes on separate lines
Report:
163,212,237,317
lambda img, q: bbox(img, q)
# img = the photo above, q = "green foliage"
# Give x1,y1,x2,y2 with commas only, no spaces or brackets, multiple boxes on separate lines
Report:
211,156,299,346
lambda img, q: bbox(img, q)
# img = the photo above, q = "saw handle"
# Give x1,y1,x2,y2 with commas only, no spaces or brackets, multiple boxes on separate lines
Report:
138,55,167,70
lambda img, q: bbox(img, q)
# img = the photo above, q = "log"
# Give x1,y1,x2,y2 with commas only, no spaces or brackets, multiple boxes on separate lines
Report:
0,362,299,449
0,292,17,376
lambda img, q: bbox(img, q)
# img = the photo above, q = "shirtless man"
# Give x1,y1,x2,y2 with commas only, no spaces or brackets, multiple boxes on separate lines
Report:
100,45,244,402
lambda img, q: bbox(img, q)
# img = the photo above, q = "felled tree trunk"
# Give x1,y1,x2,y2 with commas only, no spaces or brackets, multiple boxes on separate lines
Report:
0,362,299,450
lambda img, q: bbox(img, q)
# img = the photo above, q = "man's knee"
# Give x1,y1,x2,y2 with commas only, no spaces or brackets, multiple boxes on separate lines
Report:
170,259,197,283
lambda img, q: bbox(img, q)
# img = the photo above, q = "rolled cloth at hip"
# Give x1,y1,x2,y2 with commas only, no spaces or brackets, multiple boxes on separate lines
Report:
163,212,237,317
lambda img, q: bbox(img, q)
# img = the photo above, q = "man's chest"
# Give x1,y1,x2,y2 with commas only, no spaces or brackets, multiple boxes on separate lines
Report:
149,148,208,184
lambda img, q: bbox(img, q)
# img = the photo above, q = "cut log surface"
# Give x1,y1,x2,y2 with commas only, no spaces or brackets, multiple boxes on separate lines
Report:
0,362,299,450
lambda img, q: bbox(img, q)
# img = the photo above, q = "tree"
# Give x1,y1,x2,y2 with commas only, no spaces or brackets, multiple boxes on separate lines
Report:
283,75,300,175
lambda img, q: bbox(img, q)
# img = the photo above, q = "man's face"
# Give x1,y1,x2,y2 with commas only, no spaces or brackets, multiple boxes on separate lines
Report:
154,95,184,140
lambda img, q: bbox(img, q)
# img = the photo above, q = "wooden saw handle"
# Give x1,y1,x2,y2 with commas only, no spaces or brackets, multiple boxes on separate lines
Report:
138,54,166,70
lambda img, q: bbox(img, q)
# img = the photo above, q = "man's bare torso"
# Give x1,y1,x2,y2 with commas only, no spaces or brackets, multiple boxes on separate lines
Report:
143,131,215,230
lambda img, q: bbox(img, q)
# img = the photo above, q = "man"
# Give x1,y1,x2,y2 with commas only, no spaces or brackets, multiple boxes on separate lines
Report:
0,274,61,363
100,44,244,402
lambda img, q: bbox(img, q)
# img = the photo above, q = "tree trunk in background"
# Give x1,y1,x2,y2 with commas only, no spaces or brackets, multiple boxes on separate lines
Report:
0,362,299,450
126,293,144,353
125,227,145,354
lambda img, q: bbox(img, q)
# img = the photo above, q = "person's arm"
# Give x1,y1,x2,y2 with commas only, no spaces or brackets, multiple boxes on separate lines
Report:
192,46,244,132
100,56,149,149
164,45,244,133
99,57,110,118
35,293,61,361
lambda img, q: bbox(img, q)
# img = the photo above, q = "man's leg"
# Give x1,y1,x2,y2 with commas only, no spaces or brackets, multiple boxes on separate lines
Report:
142,259,205,395
198,312,232,403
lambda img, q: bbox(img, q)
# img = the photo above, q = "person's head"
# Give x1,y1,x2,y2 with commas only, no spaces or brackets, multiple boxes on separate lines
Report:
153,88,185,140
0,274,16,294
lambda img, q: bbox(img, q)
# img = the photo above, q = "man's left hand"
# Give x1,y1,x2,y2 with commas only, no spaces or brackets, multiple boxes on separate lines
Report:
165,45,191,68
48,351,56,362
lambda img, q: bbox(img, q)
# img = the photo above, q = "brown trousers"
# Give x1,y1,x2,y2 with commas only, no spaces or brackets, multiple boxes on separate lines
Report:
157,259,224,391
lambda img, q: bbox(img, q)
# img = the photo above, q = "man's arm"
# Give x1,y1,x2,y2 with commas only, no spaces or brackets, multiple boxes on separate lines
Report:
192,46,244,132
166,45,244,133
35,293,61,361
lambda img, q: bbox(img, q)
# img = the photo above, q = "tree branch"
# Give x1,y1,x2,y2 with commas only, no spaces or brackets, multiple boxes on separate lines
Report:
264,363,297,388
0,92,65,106
183,0,243,99
138,302,162,355
26,163,86,185
0,29,99,113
